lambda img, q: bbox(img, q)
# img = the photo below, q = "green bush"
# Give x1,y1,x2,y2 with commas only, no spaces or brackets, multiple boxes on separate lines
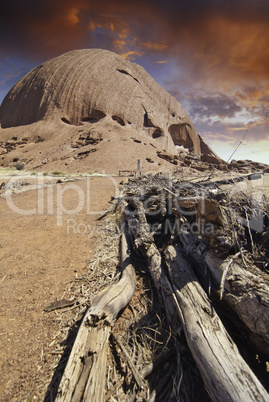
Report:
14,163,24,171
52,171,63,176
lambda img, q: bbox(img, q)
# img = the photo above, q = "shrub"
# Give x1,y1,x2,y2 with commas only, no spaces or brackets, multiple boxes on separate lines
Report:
52,171,63,176
14,163,24,171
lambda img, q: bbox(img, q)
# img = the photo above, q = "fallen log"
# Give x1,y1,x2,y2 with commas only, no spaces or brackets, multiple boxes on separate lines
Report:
180,232,269,353
43,174,269,401
124,203,182,335
55,222,136,402
165,244,269,402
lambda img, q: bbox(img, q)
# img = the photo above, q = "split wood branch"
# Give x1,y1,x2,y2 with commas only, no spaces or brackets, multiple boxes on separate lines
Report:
180,231,269,353
55,222,136,402
111,333,146,389
165,244,269,402
124,203,182,336
244,208,255,253
219,251,241,300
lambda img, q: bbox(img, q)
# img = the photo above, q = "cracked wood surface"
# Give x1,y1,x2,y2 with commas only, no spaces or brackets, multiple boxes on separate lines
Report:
55,224,136,402
165,245,268,402
180,232,269,354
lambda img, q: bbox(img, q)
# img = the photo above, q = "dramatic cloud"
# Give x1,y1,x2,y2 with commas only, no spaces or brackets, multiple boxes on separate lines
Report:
1,0,269,162
0,56,37,100
1,0,269,80
188,94,242,120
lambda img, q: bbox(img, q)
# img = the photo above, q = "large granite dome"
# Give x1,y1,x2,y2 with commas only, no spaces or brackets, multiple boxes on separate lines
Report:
0,49,221,173
0,49,204,153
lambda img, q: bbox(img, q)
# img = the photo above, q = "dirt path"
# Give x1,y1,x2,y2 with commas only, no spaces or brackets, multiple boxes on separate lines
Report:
0,176,119,400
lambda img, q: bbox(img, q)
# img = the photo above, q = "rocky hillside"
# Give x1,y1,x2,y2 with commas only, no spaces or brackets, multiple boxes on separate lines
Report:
0,49,223,173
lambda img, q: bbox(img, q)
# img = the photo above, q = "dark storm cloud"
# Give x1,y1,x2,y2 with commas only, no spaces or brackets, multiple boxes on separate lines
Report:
189,94,242,119
1,0,269,83
0,56,37,100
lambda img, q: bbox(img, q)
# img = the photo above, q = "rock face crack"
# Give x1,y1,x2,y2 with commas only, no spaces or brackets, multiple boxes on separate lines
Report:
143,110,156,128
142,105,164,139
116,68,140,84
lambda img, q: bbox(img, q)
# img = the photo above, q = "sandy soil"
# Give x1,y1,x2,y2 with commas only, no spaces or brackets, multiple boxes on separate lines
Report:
1,170,268,400
0,174,120,400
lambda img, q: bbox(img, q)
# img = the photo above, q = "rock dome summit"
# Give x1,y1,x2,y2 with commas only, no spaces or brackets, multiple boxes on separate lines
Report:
0,49,222,173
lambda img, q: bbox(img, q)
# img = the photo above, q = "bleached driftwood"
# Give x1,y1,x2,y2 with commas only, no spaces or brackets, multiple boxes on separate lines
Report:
180,232,269,353
54,175,269,401
124,197,268,401
124,203,182,335
55,222,136,402
165,244,269,402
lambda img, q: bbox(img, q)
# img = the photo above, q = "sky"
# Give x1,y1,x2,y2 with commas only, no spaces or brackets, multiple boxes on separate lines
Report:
0,0,269,163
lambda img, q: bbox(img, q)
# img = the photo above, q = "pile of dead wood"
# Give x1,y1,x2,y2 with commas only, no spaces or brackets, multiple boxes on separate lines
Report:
54,174,269,401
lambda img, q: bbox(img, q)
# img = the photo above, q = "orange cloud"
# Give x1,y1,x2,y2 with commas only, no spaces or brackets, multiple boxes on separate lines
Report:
142,42,168,51
120,50,144,60
66,6,80,25
184,14,269,84
118,27,130,40
226,126,251,132
113,39,126,48
1,0,269,87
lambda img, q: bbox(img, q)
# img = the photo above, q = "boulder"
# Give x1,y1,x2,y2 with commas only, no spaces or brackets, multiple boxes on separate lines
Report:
157,151,178,165
201,154,223,165
217,163,229,171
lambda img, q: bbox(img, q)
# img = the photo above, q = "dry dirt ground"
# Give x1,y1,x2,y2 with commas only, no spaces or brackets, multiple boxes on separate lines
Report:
1,170,268,401
0,173,121,400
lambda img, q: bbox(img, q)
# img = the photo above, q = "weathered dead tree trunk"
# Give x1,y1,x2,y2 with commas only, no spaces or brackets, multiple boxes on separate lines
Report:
165,244,269,402
51,174,269,401
180,232,269,353
123,195,268,401
124,203,182,335
55,222,136,402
